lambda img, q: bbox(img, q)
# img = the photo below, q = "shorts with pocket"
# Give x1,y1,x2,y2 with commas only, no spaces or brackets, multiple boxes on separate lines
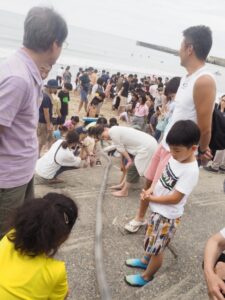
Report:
144,212,181,255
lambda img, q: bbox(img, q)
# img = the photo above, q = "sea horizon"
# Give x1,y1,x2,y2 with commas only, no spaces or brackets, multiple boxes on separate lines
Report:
0,9,224,93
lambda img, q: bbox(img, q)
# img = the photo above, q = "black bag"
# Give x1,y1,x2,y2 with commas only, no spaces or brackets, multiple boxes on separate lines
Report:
209,107,225,150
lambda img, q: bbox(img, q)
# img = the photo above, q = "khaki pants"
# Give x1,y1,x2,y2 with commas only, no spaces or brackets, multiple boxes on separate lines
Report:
37,123,53,153
118,96,127,115
0,177,34,239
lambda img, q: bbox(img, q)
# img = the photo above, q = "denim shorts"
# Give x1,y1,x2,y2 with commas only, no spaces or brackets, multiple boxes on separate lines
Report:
80,89,88,102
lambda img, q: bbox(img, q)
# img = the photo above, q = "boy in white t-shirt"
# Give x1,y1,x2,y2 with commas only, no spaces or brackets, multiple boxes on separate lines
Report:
124,120,200,287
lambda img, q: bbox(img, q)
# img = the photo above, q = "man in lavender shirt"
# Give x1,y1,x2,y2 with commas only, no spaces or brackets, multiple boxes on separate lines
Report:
0,7,68,238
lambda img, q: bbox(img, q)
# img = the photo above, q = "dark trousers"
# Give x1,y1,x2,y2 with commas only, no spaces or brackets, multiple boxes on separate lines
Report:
0,177,34,239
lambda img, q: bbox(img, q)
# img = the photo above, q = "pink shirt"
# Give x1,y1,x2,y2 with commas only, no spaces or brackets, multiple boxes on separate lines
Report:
0,49,42,188
134,103,149,117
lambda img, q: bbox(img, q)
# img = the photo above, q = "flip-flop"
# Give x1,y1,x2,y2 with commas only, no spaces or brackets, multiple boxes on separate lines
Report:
124,274,153,287
125,256,150,270
124,219,147,233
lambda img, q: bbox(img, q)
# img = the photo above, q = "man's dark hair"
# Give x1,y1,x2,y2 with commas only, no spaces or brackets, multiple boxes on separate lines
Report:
166,120,200,147
7,193,78,257
183,25,212,60
23,7,68,52
164,77,181,97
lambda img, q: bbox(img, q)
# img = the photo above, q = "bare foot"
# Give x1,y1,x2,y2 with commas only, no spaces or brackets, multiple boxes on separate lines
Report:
112,190,128,197
110,184,123,190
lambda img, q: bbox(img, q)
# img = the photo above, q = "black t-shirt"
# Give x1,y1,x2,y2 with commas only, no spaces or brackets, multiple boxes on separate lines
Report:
121,80,129,97
90,96,100,106
39,93,53,123
80,74,90,92
58,90,70,116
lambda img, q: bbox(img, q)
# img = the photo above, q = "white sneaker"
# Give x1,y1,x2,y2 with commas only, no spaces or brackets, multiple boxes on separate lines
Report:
124,219,147,233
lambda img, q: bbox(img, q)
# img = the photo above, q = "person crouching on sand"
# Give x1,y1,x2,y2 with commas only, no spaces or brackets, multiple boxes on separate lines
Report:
93,125,157,197
35,131,81,184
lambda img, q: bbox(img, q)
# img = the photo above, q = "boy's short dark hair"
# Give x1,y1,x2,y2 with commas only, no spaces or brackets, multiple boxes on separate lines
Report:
7,193,78,257
64,82,73,91
166,120,200,147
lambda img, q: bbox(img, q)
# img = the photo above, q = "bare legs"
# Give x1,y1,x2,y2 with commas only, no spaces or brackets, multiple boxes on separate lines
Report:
141,252,164,281
78,101,88,114
111,181,130,197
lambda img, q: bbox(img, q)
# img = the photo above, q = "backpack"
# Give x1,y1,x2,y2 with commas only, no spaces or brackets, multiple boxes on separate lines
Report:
209,106,225,150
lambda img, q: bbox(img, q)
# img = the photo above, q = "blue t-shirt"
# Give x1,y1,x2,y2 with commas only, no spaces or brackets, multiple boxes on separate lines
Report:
53,130,61,140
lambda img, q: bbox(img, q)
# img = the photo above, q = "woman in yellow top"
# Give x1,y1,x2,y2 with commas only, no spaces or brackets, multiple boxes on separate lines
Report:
0,193,78,300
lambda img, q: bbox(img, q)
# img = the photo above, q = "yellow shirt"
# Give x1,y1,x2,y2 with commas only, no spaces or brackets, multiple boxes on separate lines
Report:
0,234,68,300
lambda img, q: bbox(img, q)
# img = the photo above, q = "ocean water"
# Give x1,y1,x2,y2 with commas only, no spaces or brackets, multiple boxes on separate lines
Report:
0,9,224,93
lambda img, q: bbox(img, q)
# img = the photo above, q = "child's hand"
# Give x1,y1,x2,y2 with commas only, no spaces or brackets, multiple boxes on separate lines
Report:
140,189,150,201
140,187,154,201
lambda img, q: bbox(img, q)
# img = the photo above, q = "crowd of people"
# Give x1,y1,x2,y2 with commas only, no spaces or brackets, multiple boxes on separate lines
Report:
0,5,225,300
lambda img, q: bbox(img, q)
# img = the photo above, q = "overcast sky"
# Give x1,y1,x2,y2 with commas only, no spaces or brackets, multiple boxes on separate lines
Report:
0,0,225,57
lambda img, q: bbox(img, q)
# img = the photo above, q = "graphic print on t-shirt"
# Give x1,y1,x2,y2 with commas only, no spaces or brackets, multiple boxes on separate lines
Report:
62,96,69,103
160,162,179,191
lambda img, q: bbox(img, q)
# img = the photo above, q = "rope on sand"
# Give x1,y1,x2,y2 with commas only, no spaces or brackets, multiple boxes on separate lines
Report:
95,152,112,300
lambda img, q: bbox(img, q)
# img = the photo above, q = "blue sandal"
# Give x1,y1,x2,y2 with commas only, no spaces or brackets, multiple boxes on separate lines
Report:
124,274,153,287
125,256,150,270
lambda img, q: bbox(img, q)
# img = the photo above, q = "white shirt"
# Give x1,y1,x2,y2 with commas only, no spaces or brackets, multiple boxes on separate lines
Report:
162,66,215,150
109,126,157,176
57,67,64,77
35,139,81,179
150,157,199,219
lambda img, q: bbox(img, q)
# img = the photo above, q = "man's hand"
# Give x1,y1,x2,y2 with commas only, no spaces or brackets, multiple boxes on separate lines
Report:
47,123,53,131
198,147,213,165
206,271,225,300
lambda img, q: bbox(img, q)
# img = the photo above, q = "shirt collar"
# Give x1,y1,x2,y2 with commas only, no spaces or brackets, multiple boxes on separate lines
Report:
16,48,42,87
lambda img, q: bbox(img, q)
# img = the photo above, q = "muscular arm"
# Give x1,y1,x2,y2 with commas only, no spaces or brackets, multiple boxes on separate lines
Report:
194,75,216,152
43,108,51,125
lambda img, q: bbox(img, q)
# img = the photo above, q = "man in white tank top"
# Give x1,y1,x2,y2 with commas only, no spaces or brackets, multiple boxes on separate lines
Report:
125,25,216,233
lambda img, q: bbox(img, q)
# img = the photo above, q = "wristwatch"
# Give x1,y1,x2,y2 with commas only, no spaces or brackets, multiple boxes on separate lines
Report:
198,147,207,155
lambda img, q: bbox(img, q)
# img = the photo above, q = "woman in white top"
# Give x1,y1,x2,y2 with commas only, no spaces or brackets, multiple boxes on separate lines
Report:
36,131,81,183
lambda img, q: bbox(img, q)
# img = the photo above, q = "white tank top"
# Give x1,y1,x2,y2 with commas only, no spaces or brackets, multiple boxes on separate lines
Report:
162,66,215,150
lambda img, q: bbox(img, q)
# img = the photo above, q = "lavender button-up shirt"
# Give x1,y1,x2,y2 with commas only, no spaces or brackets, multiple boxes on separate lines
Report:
0,49,42,188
